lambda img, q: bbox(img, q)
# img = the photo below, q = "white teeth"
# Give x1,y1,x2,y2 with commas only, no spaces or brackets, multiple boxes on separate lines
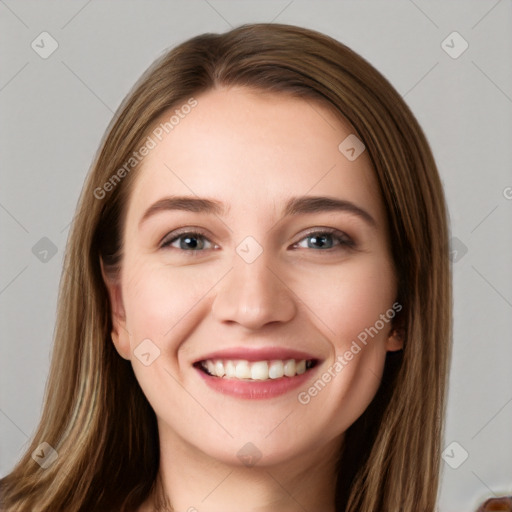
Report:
235,360,251,379
225,360,236,378
200,358,313,380
251,361,269,380
268,360,284,379
214,360,225,377
283,359,296,377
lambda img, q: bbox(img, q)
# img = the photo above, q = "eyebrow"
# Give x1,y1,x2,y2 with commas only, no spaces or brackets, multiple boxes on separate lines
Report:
139,195,376,228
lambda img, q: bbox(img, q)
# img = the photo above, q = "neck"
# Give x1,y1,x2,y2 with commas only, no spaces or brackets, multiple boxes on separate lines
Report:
142,422,343,512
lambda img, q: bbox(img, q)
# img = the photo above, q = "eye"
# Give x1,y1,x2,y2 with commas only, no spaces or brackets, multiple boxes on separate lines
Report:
293,228,355,251
160,230,216,252
160,227,355,253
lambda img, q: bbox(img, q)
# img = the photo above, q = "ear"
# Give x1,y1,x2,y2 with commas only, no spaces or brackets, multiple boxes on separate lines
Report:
386,327,405,352
385,299,406,352
100,258,131,360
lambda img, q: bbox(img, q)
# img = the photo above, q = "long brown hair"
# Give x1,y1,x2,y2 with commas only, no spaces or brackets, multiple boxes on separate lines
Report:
0,23,452,511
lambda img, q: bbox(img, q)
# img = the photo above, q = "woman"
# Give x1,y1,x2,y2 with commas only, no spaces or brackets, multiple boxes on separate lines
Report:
0,23,452,511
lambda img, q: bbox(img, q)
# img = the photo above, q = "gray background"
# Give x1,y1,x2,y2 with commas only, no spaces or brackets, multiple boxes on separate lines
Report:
1,1,511,510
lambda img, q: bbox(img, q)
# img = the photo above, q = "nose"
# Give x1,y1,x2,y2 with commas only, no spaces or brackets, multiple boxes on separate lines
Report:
211,253,297,330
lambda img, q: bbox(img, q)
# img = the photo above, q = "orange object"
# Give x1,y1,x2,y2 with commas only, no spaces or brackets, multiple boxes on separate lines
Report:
477,496,512,511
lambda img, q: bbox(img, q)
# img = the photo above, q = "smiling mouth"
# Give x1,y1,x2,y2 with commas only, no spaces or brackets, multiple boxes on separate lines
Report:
194,358,317,381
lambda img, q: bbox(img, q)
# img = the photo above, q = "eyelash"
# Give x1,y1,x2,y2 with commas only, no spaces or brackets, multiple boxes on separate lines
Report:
160,227,356,254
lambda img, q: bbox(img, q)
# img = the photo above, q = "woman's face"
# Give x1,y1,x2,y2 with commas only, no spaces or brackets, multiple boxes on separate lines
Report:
104,87,403,467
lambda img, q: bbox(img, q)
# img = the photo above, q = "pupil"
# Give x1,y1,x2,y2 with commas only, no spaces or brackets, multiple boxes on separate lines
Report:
182,236,199,249
310,234,331,249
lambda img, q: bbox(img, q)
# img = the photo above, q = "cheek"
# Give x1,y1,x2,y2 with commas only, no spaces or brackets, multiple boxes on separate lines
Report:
290,255,395,426
291,255,396,348
327,345,386,435
122,259,221,349
121,261,219,403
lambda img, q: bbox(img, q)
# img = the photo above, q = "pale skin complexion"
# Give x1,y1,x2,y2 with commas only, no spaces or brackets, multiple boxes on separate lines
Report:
102,86,403,512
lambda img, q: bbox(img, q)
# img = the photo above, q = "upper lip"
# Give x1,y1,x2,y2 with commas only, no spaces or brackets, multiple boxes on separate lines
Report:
194,346,320,363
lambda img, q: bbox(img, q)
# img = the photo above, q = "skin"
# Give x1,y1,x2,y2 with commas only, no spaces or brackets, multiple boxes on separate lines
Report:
102,86,403,512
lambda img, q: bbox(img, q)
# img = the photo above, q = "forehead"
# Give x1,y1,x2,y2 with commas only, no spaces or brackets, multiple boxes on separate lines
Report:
126,86,385,226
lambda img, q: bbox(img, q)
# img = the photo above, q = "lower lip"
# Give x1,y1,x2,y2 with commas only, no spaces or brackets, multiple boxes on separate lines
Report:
195,365,319,399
